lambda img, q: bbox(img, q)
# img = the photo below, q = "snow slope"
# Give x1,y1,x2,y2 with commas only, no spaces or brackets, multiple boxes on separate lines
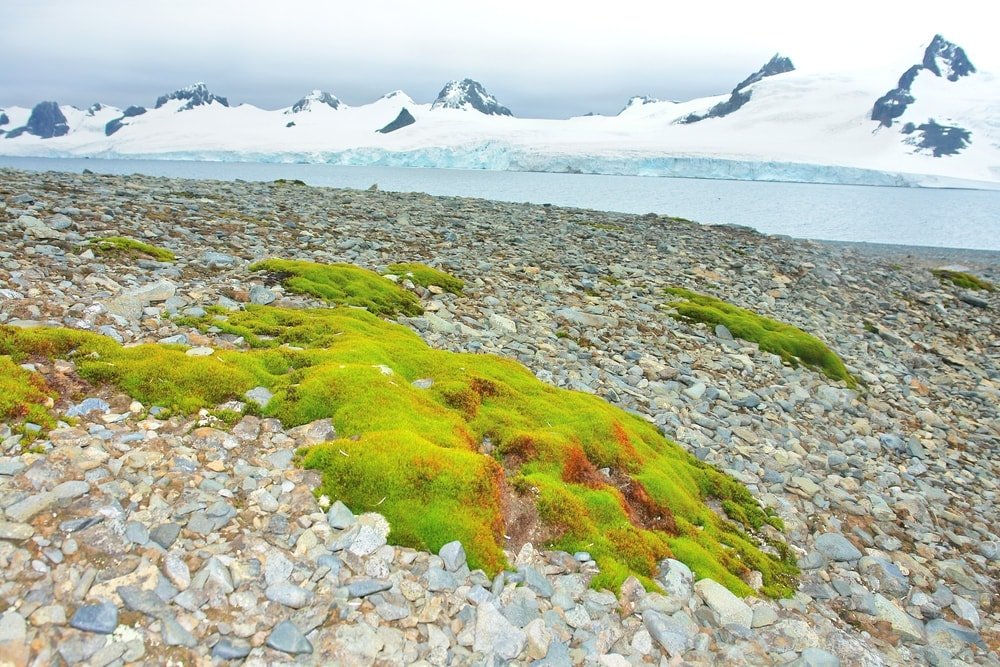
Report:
2,38,998,188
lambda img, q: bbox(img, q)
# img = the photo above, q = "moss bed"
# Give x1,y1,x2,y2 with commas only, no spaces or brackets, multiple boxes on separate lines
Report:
386,263,464,295
0,263,797,596
665,287,856,388
931,269,995,292
0,356,55,436
88,236,176,262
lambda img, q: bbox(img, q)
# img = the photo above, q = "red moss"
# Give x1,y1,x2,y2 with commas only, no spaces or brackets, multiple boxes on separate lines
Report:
561,445,604,488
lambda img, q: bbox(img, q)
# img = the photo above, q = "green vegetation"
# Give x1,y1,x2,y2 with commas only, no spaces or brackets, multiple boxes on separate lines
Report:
0,356,56,436
88,236,176,262
272,178,308,186
582,221,626,232
249,259,423,317
386,263,464,295
931,269,995,291
665,287,856,387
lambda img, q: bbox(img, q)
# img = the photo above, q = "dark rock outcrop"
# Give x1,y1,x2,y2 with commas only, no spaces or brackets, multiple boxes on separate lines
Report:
155,83,229,111
0,111,8,127
377,108,416,134
431,79,512,116
4,101,69,139
104,105,147,136
871,35,976,127
618,96,659,115
288,90,341,113
901,119,971,156
681,54,794,124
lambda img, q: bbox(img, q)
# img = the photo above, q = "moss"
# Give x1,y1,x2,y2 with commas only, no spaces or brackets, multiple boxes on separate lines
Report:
250,259,423,317
0,303,796,596
386,263,464,295
0,356,56,435
931,269,995,292
89,236,176,262
273,178,308,186
582,221,625,232
665,287,856,387
600,275,623,286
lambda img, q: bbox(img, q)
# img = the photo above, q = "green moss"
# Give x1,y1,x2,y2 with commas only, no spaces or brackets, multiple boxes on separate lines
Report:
665,287,856,387
0,356,56,435
600,275,623,286
582,221,625,232
0,303,796,596
250,259,423,316
931,269,994,291
386,263,464,295
88,236,176,262
273,178,308,186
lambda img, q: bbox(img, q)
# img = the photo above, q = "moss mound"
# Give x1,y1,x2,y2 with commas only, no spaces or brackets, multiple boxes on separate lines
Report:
931,269,995,292
0,356,56,435
665,287,856,387
89,236,176,262
1,304,796,595
250,259,423,317
386,263,464,295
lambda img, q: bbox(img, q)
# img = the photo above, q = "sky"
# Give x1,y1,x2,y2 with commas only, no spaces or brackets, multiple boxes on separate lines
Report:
1,0,998,118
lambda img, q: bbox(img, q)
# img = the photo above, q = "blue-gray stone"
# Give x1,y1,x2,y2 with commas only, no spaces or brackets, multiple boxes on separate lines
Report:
117,585,169,618
66,398,110,417
149,522,181,548
424,567,458,592
162,616,197,647
326,501,355,529
439,540,467,572
814,533,862,561
644,609,698,656
265,583,314,609
266,620,312,655
520,566,554,598
70,602,118,634
213,637,252,660
244,386,273,408
348,579,392,598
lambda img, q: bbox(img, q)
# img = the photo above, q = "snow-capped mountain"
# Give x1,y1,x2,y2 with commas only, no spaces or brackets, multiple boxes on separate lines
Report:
431,79,512,116
1,38,998,188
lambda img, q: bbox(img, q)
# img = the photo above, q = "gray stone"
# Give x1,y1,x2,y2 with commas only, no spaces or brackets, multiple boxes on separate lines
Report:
693,579,752,627
751,605,779,628
859,556,910,597
265,582,314,608
244,386,274,408
643,609,698,657
66,398,110,417
789,648,841,667
0,521,34,541
5,492,56,522
814,533,862,561
656,559,694,607
266,620,313,655
249,284,276,304
925,618,986,654
871,593,924,641
70,602,118,634
0,610,27,642
347,515,389,556
149,522,181,548
474,600,527,660
201,251,239,268
162,616,197,647
326,500,355,529
117,585,170,618
213,637,252,660
424,567,458,592
521,566,554,598
349,578,392,598
264,551,293,585
440,540,467,572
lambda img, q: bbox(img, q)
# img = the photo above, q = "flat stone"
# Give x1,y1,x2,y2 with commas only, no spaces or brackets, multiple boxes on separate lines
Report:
0,610,27,642
347,514,389,556
213,637,252,660
751,605,779,628
162,616,197,647
474,600,527,660
643,609,698,657
266,620,313,655
244,386,274,408
117,585,170,618
814,533,862,561
265,583,314,609
5,492,56,522
0,521,34,541
70,602,118,634
871,593,924,641
66,398,110,417
693,579,752,628
348,578,392,598
52,480,90,500
149,522,181,548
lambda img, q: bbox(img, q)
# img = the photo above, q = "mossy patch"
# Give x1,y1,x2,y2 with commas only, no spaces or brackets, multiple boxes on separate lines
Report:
1,304,796,595
386,263,464,295
88,236,176,262
249,259,422,317
0,356,56,436
665,287,856,387
931,269,994,291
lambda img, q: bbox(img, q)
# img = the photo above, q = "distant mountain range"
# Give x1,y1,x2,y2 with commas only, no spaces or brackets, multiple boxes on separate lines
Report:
1,35,997,188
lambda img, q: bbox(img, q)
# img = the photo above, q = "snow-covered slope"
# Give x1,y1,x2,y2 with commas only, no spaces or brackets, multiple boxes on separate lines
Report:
2,38,998,188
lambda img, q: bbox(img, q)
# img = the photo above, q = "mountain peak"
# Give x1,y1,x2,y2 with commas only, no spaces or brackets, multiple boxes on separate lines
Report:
4,101,69,139
289,90,341,114
922,34,976,82
681,53,794,124
431,79,512,116
155,82,229,111
734,54,795,94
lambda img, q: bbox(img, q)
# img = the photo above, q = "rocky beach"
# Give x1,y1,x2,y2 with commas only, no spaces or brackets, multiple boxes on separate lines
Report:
0,167,997,666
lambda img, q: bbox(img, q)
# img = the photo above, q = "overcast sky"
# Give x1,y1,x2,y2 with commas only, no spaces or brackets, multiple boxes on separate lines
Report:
2,0,997,118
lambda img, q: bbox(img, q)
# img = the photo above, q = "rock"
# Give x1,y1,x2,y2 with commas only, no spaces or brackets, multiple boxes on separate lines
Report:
439,540,467,572
5,492,56,523
347,514,390,556
0,610,27,643
859,556,910,597
326,500,356,529
814,533,862,561
66,397,110,417
489,313,518,335
266,620,313,655
871,593,924,641
925,618,986,654
0,521,34,541
656,558,694,608
643,609,698,656
288,418,336,444
693,579,752,627
348,579,392,598
212,637,252,660
162,616,197,647
789,648,841,667
474,601,527,660
249,284,276,304
265,582,314,608
244,386,274,408
70,602,118,634
149,522,181,549
751,605,779,628
553,308,619,329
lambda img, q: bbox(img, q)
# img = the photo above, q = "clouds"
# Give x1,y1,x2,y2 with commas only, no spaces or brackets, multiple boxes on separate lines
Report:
2,0,997,118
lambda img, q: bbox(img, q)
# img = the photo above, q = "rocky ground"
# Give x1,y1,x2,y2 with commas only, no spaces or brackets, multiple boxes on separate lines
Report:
0,168,998,666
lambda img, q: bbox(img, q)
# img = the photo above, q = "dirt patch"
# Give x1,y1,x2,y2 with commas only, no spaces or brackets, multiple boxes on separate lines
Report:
609,469,678,534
